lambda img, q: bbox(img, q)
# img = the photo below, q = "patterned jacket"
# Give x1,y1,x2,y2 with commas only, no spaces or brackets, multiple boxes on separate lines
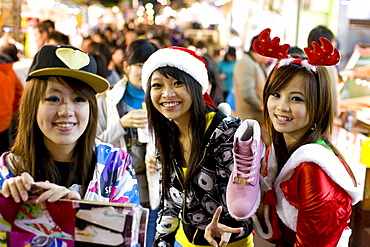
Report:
0,139,140,205
154,109,253,246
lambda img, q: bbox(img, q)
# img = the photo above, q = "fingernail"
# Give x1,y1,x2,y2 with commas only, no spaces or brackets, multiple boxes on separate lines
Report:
14,196,20,203
21,194,28,201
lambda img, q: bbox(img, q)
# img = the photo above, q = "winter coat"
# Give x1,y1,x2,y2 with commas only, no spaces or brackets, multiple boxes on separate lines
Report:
154,109,253,246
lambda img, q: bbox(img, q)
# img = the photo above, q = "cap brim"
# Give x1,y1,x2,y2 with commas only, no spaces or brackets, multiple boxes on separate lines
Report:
28,68,110,93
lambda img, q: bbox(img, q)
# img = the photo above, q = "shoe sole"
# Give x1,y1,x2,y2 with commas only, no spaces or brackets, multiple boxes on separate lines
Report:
227,189,261,220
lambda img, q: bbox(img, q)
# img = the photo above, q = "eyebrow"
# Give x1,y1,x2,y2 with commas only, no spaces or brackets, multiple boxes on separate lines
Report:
46,88,63,93
290,91,305,96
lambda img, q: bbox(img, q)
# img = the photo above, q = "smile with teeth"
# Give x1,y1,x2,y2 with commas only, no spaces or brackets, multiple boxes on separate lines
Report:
162,102,180,108
54,123,76,127
275,115,293,121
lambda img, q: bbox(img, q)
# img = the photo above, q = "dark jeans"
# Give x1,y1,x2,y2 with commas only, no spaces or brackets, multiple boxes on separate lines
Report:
146,208,158,247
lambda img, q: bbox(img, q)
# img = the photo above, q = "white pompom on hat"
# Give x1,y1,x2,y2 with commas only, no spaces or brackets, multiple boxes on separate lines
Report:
141,46,209,94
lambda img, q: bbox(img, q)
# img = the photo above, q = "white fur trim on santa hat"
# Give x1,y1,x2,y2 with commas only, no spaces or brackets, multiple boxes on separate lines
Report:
141,47,209,94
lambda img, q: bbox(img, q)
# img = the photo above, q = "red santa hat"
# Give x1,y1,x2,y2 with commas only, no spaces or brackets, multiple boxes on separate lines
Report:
141,46,209,94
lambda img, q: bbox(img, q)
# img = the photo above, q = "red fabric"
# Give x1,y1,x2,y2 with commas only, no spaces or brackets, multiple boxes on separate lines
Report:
279,162,352,247
0,63,23,132
203,92,216,107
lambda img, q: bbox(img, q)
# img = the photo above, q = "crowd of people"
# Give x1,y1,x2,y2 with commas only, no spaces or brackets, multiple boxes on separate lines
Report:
0,18,363,247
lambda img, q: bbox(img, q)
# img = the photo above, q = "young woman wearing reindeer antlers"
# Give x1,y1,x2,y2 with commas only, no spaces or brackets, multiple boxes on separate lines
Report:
204,28,362,247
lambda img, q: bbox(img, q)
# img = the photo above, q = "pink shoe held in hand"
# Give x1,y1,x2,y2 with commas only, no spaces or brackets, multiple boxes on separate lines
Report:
227,119,265,220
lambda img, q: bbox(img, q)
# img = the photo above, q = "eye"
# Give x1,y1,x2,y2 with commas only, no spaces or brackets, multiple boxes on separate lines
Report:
151,83,162,88
174,80,184,86
291,96,304,102
74,97,87,103
270,92,280,98
44,96,59,102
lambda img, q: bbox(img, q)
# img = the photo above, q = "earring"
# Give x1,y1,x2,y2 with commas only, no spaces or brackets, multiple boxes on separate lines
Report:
310,123,317,130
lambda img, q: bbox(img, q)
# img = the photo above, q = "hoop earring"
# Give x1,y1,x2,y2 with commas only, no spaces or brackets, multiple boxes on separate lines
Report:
310,123,317,131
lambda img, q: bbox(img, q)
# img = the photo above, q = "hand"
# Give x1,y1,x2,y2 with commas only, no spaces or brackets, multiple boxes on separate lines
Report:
146,155,159,172
2,172,34,203
31,181,81,203
119,109,148,128
2,172,81,203
204,206,243,247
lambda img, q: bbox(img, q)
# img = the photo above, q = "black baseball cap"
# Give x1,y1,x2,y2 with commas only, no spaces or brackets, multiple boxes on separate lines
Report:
27,45,109,93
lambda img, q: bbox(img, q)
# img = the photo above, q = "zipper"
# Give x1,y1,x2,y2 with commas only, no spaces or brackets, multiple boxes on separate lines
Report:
179,147,209,245
181,147,207,225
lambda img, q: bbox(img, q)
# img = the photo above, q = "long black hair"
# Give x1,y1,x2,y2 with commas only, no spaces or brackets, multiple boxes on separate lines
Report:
145,66,209,198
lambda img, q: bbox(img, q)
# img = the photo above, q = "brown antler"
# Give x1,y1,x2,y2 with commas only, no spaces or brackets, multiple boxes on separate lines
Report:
304,37,340,66
252,28,290,60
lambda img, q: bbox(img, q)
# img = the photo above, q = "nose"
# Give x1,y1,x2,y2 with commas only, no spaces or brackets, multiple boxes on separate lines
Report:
58,100,74,117
162,86,176,98
277,99,290,112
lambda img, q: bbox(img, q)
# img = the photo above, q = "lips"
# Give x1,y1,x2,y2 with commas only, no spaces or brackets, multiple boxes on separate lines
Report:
161,102,180,108
53,123,76,127
275,114,293,121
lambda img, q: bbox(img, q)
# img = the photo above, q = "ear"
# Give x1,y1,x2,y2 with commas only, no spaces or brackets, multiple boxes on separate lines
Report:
123,61,130,74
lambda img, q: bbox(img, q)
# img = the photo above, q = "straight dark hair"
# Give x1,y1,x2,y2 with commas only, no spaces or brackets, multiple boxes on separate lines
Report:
145,66,209,198
125,39,158,65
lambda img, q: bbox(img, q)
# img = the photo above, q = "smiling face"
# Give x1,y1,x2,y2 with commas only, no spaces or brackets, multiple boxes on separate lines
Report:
36,78,90,152
149,70,193,125
267,75,309,146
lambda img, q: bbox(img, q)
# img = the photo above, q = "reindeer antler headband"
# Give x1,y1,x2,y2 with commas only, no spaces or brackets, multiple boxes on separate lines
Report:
252,28,340,72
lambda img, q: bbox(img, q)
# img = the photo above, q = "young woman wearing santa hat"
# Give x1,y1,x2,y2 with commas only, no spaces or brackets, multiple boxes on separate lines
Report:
142,46,254,247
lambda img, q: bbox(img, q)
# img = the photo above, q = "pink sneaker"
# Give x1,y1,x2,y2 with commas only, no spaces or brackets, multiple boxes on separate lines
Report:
226,119,264,220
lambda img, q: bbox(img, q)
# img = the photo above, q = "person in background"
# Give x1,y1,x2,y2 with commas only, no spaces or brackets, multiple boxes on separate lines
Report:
142,46,254,247
96,39,158,247
202,54,224,106
0,45,139,207
35,19,55,51
84,41,120,86
111,45,125,77
1,43,19,63
47,31,70,46
233,34,271,145
218,47,237,99
307,25,340,117
0,51,23,154
204,28,361,247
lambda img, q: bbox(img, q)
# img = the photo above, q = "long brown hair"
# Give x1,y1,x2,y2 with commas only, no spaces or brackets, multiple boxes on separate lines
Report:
263,65,356,185
10,76,98,196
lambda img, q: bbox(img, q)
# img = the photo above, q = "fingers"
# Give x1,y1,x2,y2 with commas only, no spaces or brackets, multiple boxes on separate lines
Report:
204,224,219,247
146,155,159,172
204,206,223,247
2,173,34,202
204,206,244,247
211,206,222,224
33,182,80,203
220,232,231,247
21,172,34,190
120,110,148,128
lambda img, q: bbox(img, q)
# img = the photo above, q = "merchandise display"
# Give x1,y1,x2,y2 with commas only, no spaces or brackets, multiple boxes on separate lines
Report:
0,193,147,247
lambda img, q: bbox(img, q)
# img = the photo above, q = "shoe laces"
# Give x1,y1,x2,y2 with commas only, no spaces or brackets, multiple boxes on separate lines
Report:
233,146,257,184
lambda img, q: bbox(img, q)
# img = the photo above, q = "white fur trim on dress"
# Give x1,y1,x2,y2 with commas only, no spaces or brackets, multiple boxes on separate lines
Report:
253,144,362,247
275,144,361,246
141,48,209,94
